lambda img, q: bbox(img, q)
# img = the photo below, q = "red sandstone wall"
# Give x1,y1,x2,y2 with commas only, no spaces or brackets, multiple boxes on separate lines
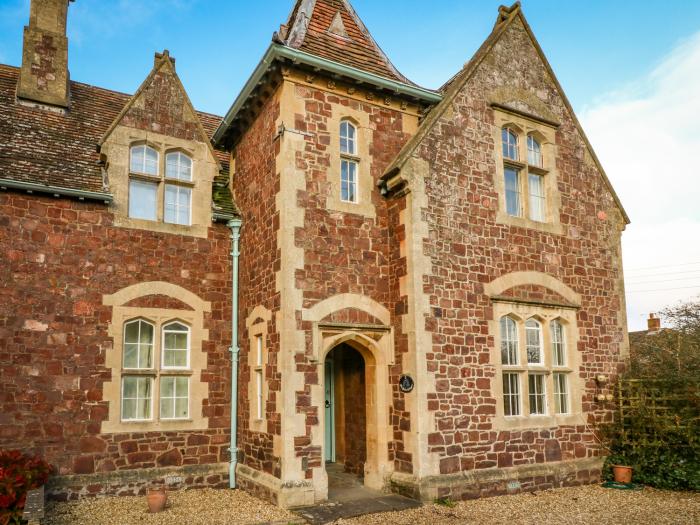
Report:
0,193,232,494
231,92,282,479
409,17,626,493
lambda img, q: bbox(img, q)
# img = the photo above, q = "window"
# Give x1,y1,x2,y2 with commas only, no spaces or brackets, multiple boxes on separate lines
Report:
504,167,521,217
500,316,519,365
553,373,568,414
127,144,195,226
340,121,358,203
503,373,520,416
160,376,189,419
164,184,192,225
528,374,546,415
525,319,542,365
497,313,574,420
130,145,158,176
120,318,192,423
122,376,152,421
123,319,154,369
165,152,192,182
502,128,518,161
128,179,158,221
162,322,190,369
551,320,565,367
499,126,550,224
254,335,263,420
527,135,542,167
528,174,545,222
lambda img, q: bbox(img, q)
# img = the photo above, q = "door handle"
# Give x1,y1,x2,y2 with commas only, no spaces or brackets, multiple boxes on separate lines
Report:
325,400,331,408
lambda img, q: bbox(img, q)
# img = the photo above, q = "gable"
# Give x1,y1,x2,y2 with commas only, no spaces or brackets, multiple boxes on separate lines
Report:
99,51,213,148
383,3,629,224
282,0,413,84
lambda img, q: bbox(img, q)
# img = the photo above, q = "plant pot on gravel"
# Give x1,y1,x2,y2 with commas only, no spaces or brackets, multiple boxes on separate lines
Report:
146,487,167,513
612,465,633,484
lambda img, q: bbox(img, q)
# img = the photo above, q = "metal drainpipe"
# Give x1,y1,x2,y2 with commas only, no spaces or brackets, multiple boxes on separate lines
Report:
227,218,243,488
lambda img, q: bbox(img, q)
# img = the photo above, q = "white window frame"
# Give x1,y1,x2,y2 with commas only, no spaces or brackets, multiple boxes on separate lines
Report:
340,120,357,155
123,319,154,370
528,373,547,416
551,320,566,367
340,120,359,204
504,166,521,217
502,127,519,161
553,372,569,415
528,173,545,222
525,318,543,365
165,151,193,182
503,372,521,417
121,376,153,422
130,145,159,176
160,376,190,420
164,183,192,226
527,135,543,167
161,321,191,370
500,316,519,366
128,179,158,222
254,335,264,420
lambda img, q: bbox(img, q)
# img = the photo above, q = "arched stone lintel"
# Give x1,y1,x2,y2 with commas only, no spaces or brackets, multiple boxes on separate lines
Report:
246,304,273,328
103,281,211,312
303,293,390,325
484,271,581,307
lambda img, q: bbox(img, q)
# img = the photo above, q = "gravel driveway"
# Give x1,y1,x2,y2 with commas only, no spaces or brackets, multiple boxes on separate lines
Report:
44,484,699,525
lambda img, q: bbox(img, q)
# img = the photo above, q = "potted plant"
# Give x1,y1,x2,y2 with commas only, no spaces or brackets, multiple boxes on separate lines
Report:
611,463,633,484
146,486,167,513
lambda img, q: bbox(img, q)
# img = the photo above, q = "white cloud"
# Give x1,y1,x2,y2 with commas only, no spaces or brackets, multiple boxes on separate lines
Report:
580,31,700,331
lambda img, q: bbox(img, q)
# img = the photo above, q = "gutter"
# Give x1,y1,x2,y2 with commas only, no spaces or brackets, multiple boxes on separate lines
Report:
0,178,113,203
227,218,243,488
212,44,443,146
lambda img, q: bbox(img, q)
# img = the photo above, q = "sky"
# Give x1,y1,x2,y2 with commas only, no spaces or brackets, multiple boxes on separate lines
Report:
1,0,699,331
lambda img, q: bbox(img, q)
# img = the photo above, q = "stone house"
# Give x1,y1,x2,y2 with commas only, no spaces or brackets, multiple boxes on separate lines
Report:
0,0,629,507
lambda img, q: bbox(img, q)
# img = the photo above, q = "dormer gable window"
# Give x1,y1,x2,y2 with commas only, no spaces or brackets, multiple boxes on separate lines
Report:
130,145,159,176
502,127,519,161
166,151,192,181
527,135,542,168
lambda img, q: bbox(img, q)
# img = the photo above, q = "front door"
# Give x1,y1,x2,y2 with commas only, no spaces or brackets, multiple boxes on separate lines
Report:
324,358,335,462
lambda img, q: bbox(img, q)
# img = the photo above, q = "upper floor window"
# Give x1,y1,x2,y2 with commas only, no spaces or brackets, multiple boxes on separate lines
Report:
166,151,193,182
502,128,519,161
127,144,193,226
340,120,358,203
527,135,542,167
130,145,158,176
500,127,548,222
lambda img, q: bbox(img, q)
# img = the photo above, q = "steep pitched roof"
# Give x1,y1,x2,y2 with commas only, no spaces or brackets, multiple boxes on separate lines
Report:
279,0,414,85
382,2,630,224
0,62,236,217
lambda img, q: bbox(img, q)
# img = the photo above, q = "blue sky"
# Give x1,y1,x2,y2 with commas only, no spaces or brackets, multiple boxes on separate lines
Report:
1,0,700,330
0,0,698,115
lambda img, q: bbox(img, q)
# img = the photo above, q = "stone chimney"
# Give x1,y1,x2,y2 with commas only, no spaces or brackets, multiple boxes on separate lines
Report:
17,0,71,108
647,313,661,332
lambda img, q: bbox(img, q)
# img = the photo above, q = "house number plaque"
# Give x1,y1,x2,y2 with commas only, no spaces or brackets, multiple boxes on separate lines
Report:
399,375,414,393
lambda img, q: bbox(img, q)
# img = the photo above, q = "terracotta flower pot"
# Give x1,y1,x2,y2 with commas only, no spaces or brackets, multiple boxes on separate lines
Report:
612,465,633,484
146,487,167,513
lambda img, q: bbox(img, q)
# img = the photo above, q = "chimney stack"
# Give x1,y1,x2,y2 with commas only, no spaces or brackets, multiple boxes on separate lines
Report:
17,0,71,108
647,313,661,332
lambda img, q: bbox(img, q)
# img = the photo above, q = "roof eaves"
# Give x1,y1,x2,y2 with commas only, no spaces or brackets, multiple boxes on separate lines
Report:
0,178,113,203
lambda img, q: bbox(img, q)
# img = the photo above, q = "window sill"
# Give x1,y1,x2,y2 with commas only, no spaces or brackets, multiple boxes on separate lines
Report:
528,164,548,175
121,369,157,376
495,209,564,236
160,369,193,376
129,172,161,182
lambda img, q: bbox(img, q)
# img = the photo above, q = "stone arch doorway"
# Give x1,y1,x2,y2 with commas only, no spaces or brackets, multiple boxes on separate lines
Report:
320,331,389,494
325,343,367,480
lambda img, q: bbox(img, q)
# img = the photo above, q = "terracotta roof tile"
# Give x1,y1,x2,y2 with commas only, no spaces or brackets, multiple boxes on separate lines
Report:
0,64,236,217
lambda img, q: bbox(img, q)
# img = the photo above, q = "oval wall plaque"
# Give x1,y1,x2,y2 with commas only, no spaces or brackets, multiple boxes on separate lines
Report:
399,374,414,393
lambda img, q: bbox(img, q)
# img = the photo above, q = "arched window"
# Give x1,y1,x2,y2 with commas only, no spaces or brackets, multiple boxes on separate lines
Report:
340,120,358,203
162,321,190,369
527,135,542,167
525,319,542,364
122,319,155,421
130,145,159,176
551,320,565,366
165,151,192,181
500,316,519,365
501,127,519,161
123,319,154,369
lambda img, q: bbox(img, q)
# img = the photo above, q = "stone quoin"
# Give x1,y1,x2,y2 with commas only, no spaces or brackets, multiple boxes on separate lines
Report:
0,0,629,507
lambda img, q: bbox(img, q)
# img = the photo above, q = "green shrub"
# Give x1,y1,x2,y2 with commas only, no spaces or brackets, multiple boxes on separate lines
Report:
0,450,52,525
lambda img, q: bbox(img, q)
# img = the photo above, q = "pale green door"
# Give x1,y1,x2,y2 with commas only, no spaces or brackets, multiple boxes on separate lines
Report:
324,359,335,462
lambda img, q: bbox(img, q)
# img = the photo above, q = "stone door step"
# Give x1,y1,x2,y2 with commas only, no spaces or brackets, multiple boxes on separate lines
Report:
295,495,421,524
